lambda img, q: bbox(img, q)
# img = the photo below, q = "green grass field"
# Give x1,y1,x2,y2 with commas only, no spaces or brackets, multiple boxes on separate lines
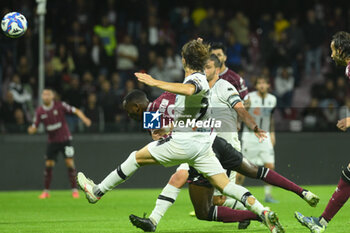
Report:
0,185,349,233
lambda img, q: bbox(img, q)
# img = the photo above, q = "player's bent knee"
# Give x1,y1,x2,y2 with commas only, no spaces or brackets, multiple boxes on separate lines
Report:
169,170,189,188
341,165,350,184
212,195,226,206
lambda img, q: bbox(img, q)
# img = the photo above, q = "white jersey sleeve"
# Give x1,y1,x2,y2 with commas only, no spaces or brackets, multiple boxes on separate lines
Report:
216,79,242,108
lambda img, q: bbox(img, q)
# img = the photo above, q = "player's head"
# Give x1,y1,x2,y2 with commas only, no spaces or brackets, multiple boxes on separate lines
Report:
209,42,227,69
123,90,149,121
42,88,54,106
255,76,270,94
205,54,222,81
181,39,210,72
331,31,350,66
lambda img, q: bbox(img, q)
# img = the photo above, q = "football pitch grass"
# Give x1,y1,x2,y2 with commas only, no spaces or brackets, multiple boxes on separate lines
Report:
1,185,349,233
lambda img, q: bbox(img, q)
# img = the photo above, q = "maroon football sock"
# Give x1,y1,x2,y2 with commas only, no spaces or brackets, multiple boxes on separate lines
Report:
67,167,78,189
263,169,304,197
216,206,259,223
321,178,350,222
44,167,53,190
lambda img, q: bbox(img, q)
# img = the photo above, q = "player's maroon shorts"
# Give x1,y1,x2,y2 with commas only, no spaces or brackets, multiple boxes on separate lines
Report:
46,141,74,161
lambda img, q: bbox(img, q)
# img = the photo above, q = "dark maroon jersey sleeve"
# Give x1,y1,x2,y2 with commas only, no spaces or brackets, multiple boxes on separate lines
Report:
59,101,76,114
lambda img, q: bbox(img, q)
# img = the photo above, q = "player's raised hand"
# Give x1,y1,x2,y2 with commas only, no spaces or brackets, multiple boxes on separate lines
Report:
254,126,267,143
337,117,350,131
135,73,158,87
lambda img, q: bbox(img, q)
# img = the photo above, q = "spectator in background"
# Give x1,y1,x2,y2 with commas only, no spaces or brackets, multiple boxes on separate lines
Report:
98,80,119,128
191,5,207,27
83,93,101,133
274,66,295,110
63,76,84,132
17,56,31,84
274,12,290,41
111,72,123,96
227,12,250,60
303,98,324,131
198,8,216,39
137,31,151,70
148,15,159,46
116,35,139,83
153,35,170,57
93,16,116,57
226,33,243,71
149,56,169,98
45,62,61,93
321,99,338,131
164,46,183,82
8,108,28,133
51,44,75,74
303,10,326,75
8,74,32,110
286,17,304,86
91,34,109,74
67,21,85,55
81,71,96,96
74,44,92,76
0,92,23,132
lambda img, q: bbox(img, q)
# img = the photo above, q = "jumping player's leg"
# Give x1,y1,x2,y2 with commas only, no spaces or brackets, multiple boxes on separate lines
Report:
213,136,319,207
295,163,350,232
148,165,189,225
77,144,158,203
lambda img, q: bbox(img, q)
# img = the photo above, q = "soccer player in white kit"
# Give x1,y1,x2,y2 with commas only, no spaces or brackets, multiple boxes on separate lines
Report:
241,76,278,203
77,39,284,232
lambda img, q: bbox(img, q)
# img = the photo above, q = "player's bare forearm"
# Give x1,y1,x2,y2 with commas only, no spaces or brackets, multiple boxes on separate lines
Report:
234,102,257,130
135,72,196,96
155,81,196,96
270,117,276,146
75,109,92,127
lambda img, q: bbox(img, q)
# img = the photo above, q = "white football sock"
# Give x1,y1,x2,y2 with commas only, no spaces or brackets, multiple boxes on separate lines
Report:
222,182,265,215
98,151,139,193
264,185,272,197
149,184,181,225
223,197,247,210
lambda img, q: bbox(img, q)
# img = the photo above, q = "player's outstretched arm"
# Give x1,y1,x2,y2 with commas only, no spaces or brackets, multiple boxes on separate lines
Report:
233,101,267,142
74,109,92,127
135,73,196,96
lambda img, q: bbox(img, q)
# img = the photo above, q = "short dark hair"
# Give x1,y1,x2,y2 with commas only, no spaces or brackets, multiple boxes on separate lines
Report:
123,89,148,105
208,54,222,68
255,76,270,86
209,42,227,55
332,31,350,60
181,40,210,71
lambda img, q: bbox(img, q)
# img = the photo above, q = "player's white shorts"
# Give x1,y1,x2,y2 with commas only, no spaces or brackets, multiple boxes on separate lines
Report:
147,133,225,177
242,141,275,165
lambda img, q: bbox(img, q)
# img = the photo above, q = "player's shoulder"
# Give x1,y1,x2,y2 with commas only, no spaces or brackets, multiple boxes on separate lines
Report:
248,91,258,98
155,92,176,104
217,78,238,92
36,105,44,114
267,93,277,102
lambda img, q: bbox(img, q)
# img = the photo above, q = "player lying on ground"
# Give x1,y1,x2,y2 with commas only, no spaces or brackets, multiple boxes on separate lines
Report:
27,88,91,199
295,31,350,233
125,55,319,232
77,39,284,232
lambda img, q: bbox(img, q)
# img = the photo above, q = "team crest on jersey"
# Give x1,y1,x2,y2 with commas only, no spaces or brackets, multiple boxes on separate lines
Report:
143,111,161,129
53,110,58,115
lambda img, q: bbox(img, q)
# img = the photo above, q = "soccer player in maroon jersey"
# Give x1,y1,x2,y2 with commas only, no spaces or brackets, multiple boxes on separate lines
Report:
27,88,91,199
209,42,249,101
295,31,350,232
